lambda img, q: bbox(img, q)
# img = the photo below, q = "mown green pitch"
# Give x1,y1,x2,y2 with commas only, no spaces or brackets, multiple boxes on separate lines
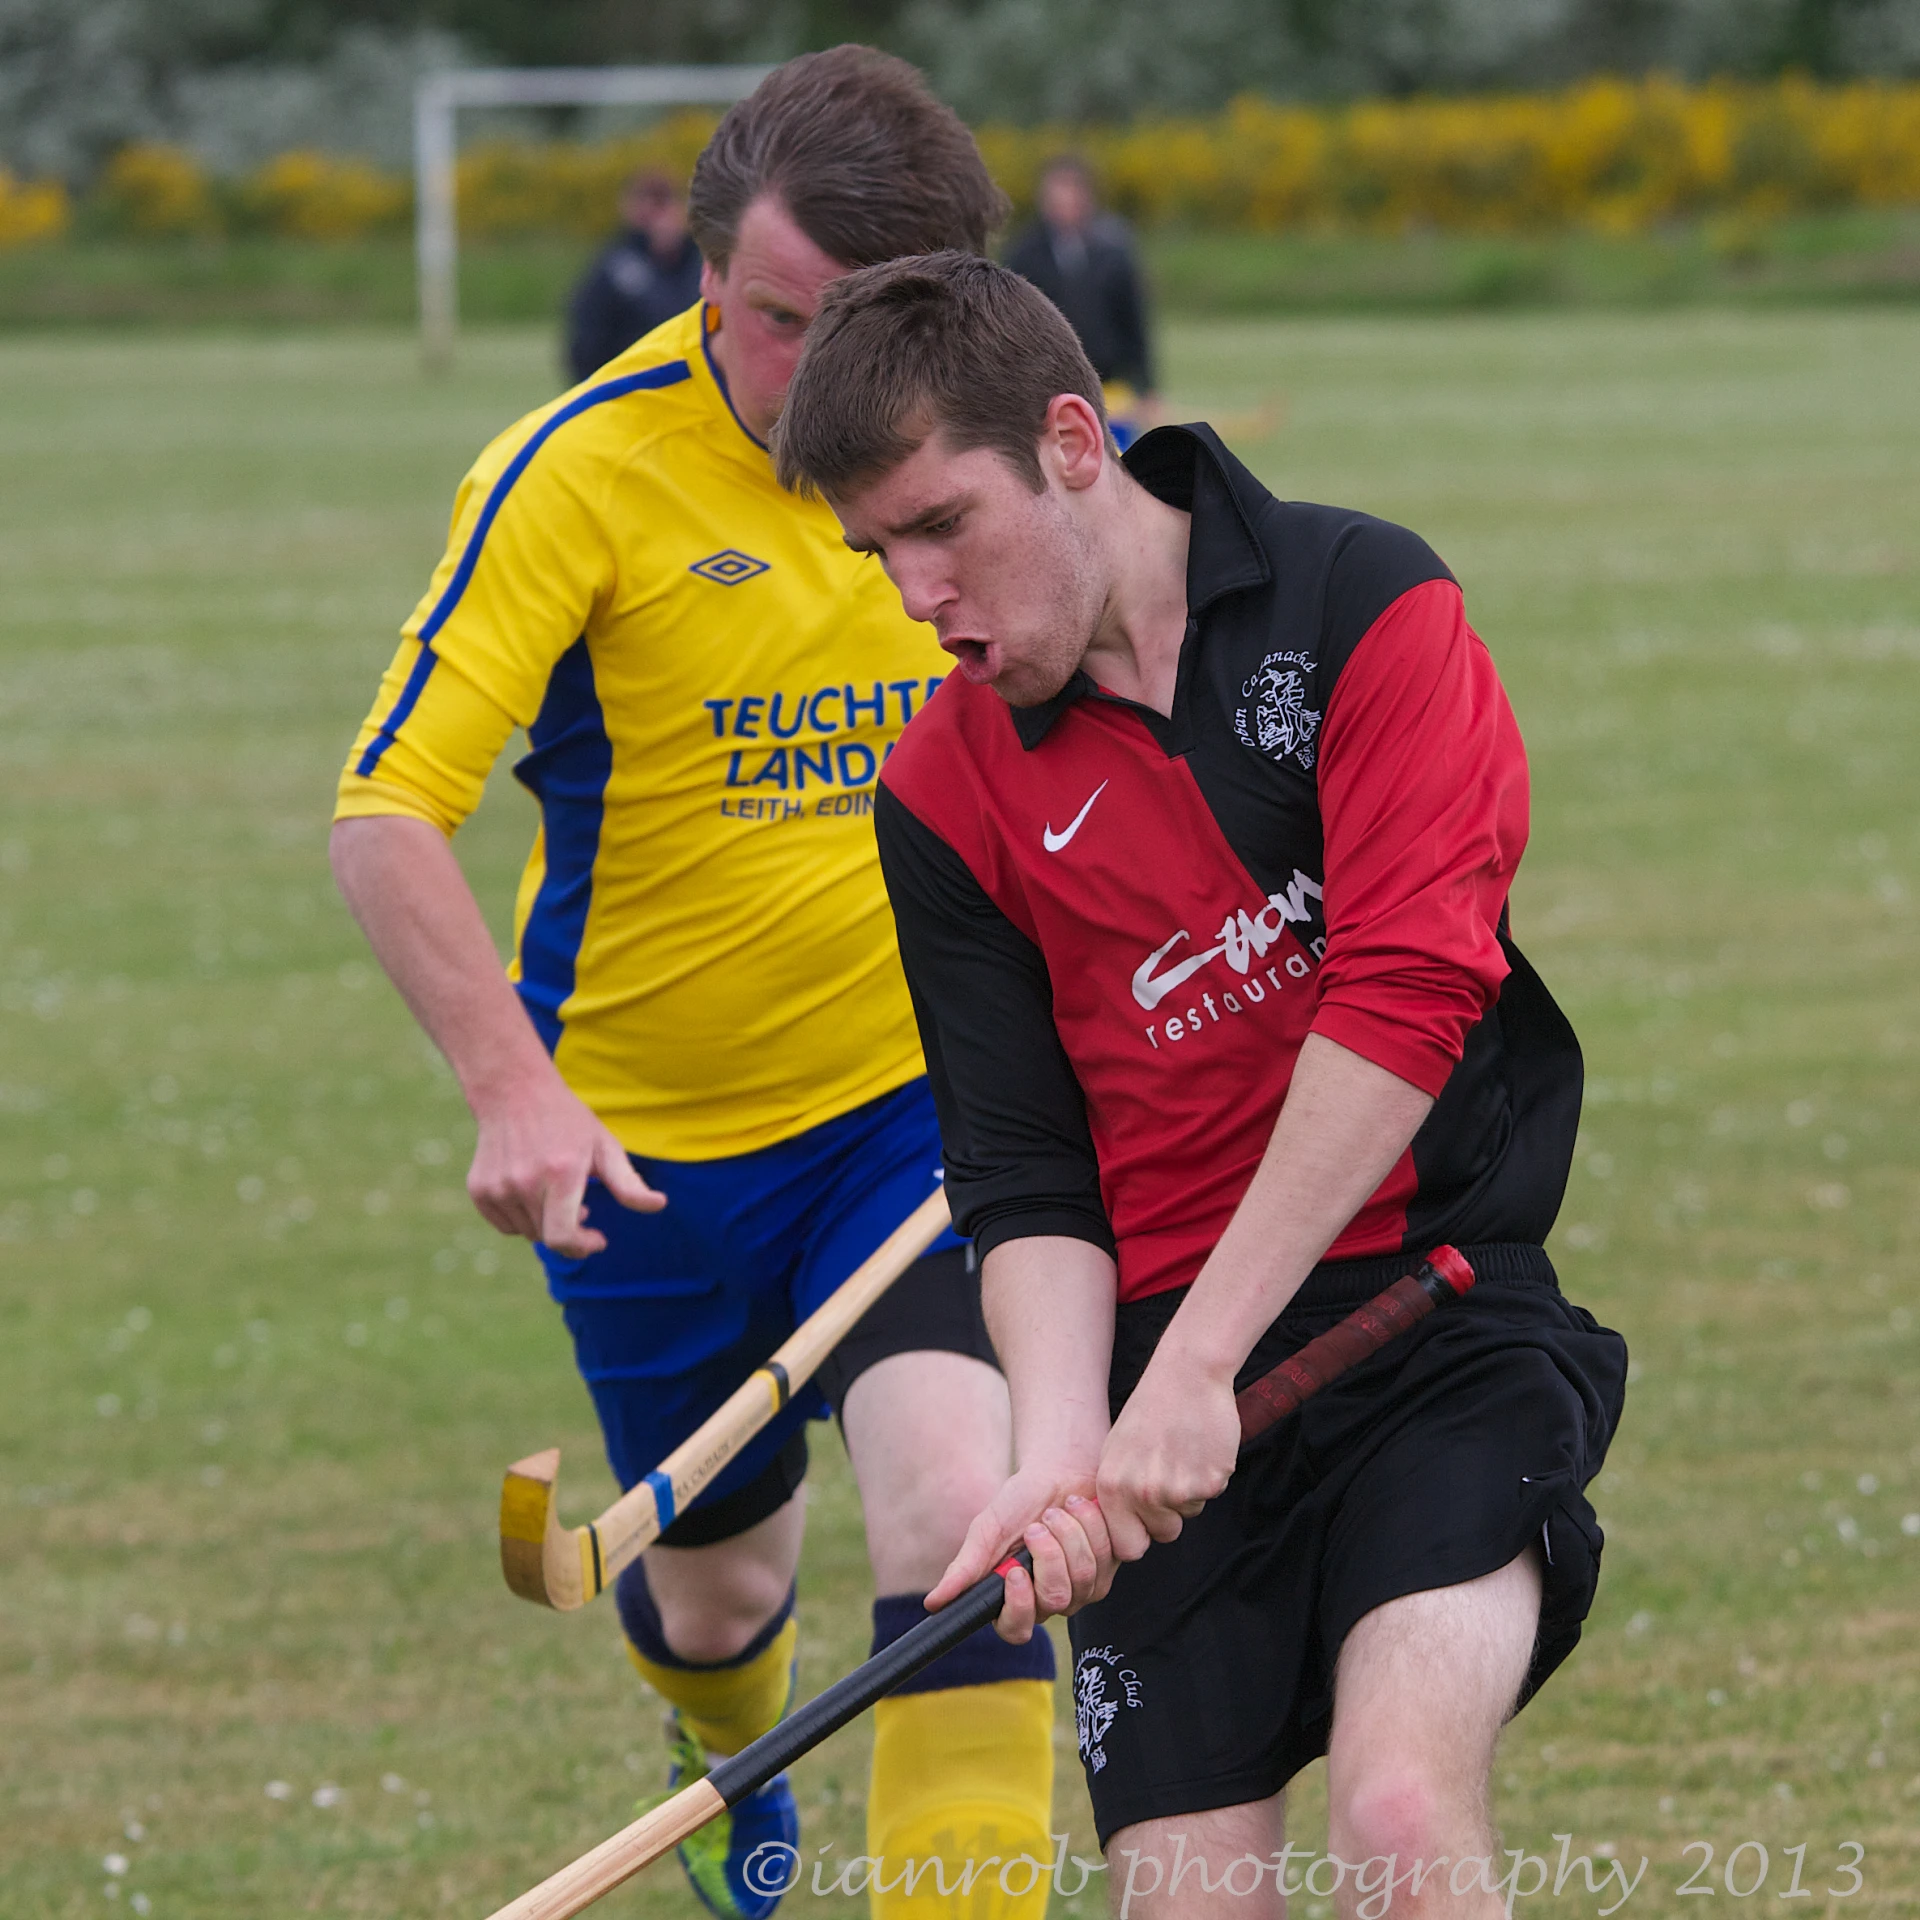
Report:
1,314,1915,1917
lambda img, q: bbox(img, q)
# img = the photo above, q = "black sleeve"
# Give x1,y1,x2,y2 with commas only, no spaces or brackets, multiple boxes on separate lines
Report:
1103,241,1153,393
875,783,1114,1261
565,253,626,385
1003,224,1059,302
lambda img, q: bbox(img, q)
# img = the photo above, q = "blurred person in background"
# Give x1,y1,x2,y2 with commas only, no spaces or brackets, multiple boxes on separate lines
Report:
1006,154,1157,447
565,168,703,384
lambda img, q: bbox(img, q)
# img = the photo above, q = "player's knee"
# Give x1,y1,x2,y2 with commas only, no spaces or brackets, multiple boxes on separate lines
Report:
1329,1765,1452,1870
864,1476,998,1592
624,1555,792,1666
657,1596,779,1666
887,1442,1004,1533
849,1361,1009,1584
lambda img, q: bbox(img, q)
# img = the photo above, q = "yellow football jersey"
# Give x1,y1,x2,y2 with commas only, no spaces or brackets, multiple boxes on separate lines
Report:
336,303,949,1159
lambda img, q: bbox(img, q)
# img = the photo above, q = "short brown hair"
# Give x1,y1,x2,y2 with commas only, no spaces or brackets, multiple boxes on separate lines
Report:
773,250,1105,498
688,47,1008,271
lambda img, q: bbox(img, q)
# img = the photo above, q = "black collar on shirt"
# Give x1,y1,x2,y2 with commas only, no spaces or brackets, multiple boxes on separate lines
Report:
1008,422,1273,751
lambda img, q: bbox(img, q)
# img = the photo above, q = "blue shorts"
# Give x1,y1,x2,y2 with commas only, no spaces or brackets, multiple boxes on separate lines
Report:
539,1079,970,1537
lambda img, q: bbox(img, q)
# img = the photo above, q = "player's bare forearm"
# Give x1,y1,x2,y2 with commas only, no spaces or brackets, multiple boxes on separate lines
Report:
329,815,661,1251
984,1234,1117,1478
1166,1033,1434,1379
330,815,553,1113
926,1235,1119,1637
1093,1034,1433,1556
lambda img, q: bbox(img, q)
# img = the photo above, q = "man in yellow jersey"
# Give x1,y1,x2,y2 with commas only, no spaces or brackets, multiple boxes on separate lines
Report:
330,49,1053,1920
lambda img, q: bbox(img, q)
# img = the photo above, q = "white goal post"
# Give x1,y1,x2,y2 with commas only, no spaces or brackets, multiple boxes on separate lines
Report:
413,65,773,369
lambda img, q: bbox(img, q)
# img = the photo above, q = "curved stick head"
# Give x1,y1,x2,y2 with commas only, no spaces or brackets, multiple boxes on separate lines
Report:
500,1448,599,1611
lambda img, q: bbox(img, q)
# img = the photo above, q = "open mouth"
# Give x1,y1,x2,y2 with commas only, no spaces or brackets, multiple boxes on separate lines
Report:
943,637,995,684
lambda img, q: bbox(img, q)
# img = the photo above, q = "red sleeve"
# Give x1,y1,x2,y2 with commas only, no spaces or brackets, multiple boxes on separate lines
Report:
1308,578,1525,1097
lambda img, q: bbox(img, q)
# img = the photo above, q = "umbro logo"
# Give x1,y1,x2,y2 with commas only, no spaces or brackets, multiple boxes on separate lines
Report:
689,549,770,586
1043,780,1108,852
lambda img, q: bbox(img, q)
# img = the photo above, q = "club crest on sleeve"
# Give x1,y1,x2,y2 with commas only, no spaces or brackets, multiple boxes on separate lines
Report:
1234,649,1321,771
1074,1645,1143,1773
689,549,771,586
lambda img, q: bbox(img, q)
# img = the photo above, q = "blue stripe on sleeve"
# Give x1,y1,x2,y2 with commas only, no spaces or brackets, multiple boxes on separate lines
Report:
352,637,440,778
353,360,689,779
512,637,612,1053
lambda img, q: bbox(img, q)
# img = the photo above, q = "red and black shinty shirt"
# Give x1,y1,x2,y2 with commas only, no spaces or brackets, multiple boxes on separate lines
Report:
875,424,1581,1306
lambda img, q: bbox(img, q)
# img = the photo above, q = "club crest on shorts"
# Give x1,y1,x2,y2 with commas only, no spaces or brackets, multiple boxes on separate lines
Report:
1074,1646,1143,1773
1233,650,1321,771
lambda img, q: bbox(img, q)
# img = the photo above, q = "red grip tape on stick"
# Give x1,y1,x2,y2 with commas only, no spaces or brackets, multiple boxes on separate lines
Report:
1234,1247,1476,1444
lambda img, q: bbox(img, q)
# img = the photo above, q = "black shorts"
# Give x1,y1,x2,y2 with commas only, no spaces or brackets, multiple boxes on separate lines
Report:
1067,1242,1627,1843
815,1242,995,1411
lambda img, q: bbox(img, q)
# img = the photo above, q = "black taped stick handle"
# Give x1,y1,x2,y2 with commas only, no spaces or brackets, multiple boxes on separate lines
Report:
708,1546,1035,1806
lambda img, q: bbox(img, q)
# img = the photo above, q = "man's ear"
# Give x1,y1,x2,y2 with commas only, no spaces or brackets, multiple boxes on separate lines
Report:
699,256,726,306
1043,393,1108,493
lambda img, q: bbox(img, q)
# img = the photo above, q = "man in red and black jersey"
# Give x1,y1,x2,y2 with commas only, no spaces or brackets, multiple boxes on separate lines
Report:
775,253,1627,1914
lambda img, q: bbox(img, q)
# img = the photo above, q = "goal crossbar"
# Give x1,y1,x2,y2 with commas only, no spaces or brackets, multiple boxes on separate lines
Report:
414,65,771,369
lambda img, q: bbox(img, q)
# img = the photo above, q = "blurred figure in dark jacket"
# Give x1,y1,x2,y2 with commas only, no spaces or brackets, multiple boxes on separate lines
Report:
565,170,703,384
1004,155,1157,446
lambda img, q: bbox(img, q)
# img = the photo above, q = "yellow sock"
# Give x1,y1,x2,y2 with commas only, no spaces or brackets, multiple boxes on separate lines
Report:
626,1612,798,1757
866,1678,1055,1919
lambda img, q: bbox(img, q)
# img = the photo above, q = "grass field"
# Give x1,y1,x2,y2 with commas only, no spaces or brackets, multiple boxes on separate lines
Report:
2,309,1917,1918
3,207,1919,331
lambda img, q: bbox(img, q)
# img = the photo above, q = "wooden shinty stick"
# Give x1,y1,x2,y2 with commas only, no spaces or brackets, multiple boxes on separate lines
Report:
498,1186,952,1610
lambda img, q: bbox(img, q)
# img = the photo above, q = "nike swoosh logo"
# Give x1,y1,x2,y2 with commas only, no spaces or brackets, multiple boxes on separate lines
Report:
1043,780,1109,853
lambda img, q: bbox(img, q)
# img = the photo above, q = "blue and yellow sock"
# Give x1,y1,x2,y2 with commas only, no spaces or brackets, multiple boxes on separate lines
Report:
617,1561,798,1755
865,1593,1056,1920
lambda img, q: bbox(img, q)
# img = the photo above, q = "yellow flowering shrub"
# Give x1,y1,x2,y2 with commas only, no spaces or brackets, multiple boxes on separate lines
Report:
1818,80,1920,203
989,77,1920,232
0,170,70,246
59,79,1920,246
97,144,218,237
239,151,409,240
454,113,718,240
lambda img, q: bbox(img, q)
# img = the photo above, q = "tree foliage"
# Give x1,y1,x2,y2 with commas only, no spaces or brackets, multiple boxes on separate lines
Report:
5,0,1918,180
